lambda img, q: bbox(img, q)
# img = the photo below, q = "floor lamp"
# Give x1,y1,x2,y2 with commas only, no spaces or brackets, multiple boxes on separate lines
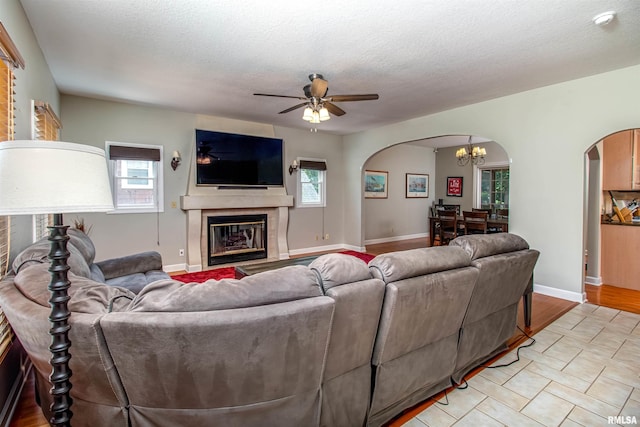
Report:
0,141,113,427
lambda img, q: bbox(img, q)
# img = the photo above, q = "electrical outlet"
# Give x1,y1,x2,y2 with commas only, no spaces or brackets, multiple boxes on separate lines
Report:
325,233,329,240
179,249,185,256
170,201,177,209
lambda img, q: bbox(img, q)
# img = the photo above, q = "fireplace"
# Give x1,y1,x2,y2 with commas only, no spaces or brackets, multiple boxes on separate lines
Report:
207,214,267,266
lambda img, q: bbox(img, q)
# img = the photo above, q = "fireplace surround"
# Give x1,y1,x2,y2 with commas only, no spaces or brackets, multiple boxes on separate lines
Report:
207,214,267,266
181,188,293,271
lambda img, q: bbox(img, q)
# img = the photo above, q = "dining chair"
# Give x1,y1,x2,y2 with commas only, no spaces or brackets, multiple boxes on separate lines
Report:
472,207,492,217
438,210,459,244
463,210,488,234
442,204,461,215
496,208,509,219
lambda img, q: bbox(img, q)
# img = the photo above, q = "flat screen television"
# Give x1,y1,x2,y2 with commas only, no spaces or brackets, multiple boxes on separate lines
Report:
195,129,284,187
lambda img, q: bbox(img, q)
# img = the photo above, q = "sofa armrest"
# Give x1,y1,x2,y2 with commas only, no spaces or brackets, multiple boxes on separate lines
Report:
95,251,163,280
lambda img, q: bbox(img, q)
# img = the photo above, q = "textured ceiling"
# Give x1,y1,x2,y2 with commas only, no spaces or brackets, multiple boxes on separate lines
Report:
18,0,640,136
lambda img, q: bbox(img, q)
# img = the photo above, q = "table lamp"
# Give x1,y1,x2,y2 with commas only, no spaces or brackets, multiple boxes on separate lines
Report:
0,140,114,426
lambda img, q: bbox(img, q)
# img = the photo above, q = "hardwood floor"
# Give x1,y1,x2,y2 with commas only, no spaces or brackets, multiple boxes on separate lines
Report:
8,238,640,427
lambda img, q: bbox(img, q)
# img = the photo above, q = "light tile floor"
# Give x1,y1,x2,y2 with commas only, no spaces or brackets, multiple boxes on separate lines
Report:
404,304,640,426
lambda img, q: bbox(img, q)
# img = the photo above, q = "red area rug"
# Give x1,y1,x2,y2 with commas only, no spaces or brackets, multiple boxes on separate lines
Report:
171,250,375,283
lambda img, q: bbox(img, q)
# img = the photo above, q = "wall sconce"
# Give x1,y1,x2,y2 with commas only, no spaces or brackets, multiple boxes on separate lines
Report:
289,159,298,175
171,150,181,171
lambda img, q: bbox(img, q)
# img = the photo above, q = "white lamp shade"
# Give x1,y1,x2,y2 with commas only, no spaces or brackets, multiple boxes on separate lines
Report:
0,140,114,215
302,107,314,121
318,107,330,121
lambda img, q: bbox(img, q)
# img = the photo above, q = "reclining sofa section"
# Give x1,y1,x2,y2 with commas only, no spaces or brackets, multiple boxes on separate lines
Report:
0,232,538,427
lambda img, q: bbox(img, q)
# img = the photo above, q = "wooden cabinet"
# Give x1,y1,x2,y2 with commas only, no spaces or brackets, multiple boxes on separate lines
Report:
602,129,640,190
601,224,640,290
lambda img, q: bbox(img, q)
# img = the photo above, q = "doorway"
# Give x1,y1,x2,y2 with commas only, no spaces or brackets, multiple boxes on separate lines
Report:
583,128,640,311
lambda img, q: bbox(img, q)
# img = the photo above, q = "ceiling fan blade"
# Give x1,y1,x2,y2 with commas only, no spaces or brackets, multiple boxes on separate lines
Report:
254,93,307,100
327,94,379,102
324,102,346,116
278,103,308,114
310,77,329,98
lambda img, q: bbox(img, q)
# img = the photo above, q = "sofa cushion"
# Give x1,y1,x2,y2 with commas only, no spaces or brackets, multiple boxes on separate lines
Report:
450,233,530,260
129,265,323,312
309,253,372,291
105,273,151,294
67,228,96,265
95,251,163,280
369,246,471,283
13,263,135,313
12,238,92,279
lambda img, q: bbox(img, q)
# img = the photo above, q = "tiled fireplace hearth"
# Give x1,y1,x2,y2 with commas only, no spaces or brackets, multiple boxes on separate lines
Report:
180,188,293,272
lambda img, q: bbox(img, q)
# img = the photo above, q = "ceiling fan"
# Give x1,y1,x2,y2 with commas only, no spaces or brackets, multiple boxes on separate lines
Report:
254,73,379,122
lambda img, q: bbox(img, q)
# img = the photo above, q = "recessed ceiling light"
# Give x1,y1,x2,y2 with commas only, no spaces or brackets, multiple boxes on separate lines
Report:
592,11,616,26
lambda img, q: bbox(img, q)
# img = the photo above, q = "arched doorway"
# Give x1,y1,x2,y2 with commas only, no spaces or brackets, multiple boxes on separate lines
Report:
361,135,509,245
583,128,640,311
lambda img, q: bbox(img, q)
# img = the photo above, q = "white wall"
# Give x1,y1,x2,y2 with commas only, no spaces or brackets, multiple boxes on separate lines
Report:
276,126,344,253
363,144,435,242
344,65,640,302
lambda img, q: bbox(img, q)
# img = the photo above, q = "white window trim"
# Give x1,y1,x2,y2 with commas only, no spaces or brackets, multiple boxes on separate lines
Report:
106,141,164,214
296,157,327,208
474,161,509,209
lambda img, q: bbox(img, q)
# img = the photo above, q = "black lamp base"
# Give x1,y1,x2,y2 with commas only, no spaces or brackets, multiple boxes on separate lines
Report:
47,213,73,426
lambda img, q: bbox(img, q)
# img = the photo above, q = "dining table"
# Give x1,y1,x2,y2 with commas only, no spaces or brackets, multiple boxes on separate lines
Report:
429,215,509,246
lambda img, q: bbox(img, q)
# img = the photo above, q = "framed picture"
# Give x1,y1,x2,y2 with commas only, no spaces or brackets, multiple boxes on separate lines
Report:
446,176,463,197
405,173,429,198
364,170,388,198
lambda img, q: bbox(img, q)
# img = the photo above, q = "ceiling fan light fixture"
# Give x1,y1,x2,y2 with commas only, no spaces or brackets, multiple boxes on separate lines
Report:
319,107,330,121
310,110,321,124
302,107,314,121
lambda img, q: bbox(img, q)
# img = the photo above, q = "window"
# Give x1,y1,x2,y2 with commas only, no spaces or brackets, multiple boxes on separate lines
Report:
106,142,164,213
32,101,62,241
0,21,25,360
296,159,327,208
480,167,509,210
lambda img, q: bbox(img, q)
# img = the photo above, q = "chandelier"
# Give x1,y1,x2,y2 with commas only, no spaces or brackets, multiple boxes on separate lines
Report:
456,136,487,166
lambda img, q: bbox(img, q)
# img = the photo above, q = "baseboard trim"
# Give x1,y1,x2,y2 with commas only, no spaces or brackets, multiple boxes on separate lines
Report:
163,263,186,273
364,232,428,246
534,283,586,303
585,275,602,286
289,243,367,257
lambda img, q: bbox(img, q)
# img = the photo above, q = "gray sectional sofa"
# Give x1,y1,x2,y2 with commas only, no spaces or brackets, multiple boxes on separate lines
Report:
0,230,538,427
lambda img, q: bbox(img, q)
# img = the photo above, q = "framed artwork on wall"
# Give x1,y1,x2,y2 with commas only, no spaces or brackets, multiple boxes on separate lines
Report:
446,176,463,197
364,170,388,198
405,173,429,198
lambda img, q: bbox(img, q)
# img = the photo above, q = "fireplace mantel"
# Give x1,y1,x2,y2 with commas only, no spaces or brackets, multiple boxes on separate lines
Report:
180,189,293,272
181,193,293,210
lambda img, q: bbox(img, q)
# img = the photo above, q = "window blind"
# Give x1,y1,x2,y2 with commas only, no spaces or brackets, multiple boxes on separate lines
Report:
299,160,327,171
32,101,61,240
109,145,161,161
0,59,15,142
34,101,62,141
